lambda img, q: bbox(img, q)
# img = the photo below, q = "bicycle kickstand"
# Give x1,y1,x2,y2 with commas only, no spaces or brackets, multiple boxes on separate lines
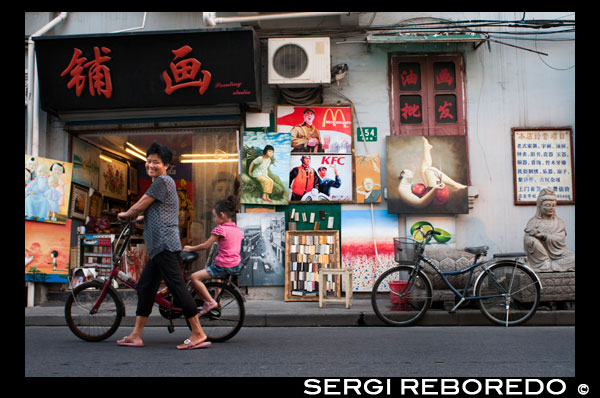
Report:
167,319,175,333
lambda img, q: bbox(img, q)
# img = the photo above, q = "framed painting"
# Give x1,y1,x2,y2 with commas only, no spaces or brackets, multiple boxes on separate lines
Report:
385,135,468,214
276,105,353,154
25,154,73,224
237,212,286,286
405,216,456,247
341,210,397,291
355,154,382,204
99,155,127,201
511,127,574,205
241,131,291,205
71,136,100,190
289,154,354,203
70,184,89,221
25,219,71,283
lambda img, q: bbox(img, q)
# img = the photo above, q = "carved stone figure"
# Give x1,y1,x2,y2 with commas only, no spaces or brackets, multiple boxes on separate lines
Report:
523,188,575,272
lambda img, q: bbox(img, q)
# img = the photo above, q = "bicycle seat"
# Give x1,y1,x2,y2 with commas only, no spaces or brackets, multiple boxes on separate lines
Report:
464,246,489,255
179,251,198,264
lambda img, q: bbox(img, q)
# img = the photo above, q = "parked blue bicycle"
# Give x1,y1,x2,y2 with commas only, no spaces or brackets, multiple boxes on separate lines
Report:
371,225,542,327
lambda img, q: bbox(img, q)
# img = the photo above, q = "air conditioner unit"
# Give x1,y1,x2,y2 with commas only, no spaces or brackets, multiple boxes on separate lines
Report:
268,37,331,86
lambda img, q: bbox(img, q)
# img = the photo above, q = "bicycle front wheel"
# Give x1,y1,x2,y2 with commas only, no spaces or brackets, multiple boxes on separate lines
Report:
371,265,432,326
475,262,541,326
189,281,245,342
64,280,124,341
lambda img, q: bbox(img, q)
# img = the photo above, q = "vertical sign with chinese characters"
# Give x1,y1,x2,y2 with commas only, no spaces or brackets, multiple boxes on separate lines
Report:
512,128,575,205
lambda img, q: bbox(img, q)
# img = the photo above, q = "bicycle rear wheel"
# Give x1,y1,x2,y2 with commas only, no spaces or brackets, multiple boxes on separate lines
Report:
64,280,124,341
475,262,541,326
371,265,432,326
189,281,244,342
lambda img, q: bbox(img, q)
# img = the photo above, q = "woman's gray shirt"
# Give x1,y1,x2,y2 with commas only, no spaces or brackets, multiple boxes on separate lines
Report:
143,174,181,259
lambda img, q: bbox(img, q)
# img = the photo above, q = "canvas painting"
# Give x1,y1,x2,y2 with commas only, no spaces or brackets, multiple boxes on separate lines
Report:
341,210,398,291
355,154,382,203
405,216,456,247
25,220,71,283
386,135,469,214
289,154,353,202
72,136,100,190
241,131,291,205
99,156,128,201
276,105,353,154
237,212,286,286
25,154,73,225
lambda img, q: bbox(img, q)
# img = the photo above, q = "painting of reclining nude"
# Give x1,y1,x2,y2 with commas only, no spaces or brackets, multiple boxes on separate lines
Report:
386,135,469,214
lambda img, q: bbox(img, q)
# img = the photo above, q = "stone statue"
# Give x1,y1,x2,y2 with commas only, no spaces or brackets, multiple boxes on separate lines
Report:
523,188,575,272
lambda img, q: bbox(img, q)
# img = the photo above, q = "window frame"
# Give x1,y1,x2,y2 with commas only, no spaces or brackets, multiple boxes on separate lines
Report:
389,53,467,137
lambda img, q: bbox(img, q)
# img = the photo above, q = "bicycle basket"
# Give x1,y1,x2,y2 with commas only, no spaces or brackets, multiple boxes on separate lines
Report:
393,237,420,264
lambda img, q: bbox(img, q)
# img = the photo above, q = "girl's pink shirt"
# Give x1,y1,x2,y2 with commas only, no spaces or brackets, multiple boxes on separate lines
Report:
211,222,244,268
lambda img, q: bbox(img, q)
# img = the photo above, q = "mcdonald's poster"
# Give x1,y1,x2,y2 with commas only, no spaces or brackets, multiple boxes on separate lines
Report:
25,154,73,225
386,135,469,214
276,105,353,154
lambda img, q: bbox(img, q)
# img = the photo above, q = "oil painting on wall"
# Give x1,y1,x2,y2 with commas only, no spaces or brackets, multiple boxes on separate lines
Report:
25,154,73,224
99,156,128,201
25,220,71,283
72,136,100,190
276,105,353,154
241,131,291,205
237,212,286,287
355,154,382,203
341,210,398,291
289,154,353,202
386,135,468,214
405,216,456,247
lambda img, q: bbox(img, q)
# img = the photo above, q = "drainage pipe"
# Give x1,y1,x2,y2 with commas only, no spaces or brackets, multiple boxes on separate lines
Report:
26,12,68,157
203,12,348,27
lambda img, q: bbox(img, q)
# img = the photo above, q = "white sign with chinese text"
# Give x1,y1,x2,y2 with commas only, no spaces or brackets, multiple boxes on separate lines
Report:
512,128,574,205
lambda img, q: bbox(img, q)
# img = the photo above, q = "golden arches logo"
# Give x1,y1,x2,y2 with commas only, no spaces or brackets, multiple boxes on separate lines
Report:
322,108,346,127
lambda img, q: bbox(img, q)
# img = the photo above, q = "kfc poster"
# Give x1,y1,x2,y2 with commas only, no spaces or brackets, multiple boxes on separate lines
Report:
289,154,353,203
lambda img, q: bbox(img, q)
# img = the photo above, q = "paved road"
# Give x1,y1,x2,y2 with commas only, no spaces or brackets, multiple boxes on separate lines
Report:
26,326,574,378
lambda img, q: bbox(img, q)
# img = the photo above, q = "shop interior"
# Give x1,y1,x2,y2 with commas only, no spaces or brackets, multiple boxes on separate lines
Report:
75,128,240,279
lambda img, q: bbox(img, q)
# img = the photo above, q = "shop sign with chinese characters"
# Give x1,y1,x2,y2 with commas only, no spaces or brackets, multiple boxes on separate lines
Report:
33,28,260,112
511,127,575,205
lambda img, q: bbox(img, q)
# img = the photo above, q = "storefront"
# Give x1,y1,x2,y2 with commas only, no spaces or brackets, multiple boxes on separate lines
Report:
26,27,261,299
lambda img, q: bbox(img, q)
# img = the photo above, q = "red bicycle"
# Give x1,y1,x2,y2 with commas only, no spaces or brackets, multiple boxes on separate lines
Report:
65,221,245,342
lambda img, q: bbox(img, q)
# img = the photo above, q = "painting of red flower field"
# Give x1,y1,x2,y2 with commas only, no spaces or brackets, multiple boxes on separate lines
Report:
341,210,398,291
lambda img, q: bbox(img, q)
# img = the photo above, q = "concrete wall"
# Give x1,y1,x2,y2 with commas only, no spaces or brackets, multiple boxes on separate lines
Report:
26,11,575,256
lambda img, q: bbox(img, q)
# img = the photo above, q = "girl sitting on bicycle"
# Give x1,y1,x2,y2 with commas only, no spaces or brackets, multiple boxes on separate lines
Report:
183,195,244,316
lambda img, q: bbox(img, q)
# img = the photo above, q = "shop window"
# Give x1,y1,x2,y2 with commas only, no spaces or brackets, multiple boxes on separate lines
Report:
80,129,239,270
389,54,466,136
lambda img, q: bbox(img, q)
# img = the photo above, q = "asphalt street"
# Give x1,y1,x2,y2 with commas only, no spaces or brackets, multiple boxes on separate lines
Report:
26,326,574,378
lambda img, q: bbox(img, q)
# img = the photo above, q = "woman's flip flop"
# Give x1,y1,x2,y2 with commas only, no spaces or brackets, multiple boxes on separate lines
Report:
177,339,212,350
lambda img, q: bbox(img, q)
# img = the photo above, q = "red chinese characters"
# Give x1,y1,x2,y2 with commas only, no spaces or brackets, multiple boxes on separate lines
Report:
400,69,418,87
401,103,421,120
61,47,113,98
437,100,454,120
436,68,454,87
162,45,211,95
